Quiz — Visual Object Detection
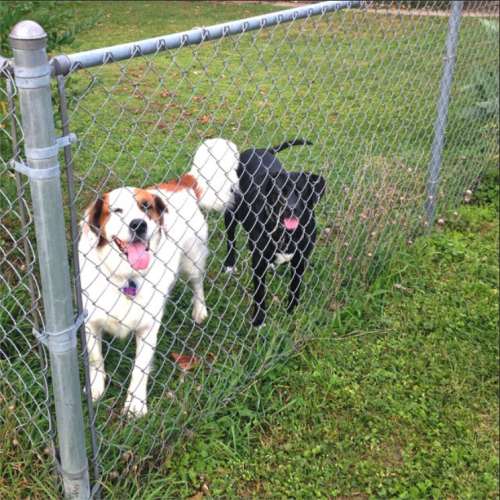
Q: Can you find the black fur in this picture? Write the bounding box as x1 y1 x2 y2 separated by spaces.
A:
224 140 326 326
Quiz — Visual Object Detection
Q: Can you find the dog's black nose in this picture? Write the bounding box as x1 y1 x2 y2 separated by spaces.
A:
129 219 147 235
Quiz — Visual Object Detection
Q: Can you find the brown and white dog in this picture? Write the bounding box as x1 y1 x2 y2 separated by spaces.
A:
79 139 239 416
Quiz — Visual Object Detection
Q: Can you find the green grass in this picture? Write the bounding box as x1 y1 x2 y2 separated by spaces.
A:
2 173 498 499
1 2 499 498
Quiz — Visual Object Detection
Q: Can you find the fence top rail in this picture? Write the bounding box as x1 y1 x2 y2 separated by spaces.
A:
46 0 363 75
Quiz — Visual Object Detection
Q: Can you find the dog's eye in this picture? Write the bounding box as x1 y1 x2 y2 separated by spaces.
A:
112 208 124 215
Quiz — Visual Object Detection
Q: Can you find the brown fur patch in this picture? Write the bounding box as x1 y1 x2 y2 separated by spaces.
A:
134 189 167 225
86 193 110 247
152 174 202 200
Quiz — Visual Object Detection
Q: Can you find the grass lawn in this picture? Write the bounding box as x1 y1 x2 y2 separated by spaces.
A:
138 178 499 500
0 2 498 498
2 173 498 499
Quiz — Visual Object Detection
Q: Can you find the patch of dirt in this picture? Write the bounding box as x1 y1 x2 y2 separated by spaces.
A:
479 221 496 234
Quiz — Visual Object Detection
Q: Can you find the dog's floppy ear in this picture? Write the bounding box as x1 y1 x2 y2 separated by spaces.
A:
80 196 108 249
152 195 167 227
298 173 327 207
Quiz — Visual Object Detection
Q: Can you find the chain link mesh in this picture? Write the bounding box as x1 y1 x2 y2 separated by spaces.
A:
1 0 498 491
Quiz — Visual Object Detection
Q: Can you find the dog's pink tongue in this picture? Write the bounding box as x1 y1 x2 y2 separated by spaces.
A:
284 217 299 230
127 241 150 270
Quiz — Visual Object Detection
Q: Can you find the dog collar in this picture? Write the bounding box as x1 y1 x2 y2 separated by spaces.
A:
123 280 137 298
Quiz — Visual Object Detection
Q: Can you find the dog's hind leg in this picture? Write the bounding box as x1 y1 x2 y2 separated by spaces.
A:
123 323 160 417
223 208 239 273
86 324 106 402
182 241 208 324
191 266 208 324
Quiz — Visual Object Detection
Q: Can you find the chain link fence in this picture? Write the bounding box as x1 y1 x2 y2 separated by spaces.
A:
1 1 498 497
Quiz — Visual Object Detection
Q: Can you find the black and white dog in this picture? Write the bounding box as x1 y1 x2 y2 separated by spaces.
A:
224 140 326 326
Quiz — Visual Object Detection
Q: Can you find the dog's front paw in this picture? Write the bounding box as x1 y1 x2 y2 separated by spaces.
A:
251 310 267 328
122 393 148 418
193 303 208 324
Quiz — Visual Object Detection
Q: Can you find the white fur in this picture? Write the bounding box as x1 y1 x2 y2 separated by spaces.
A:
79 140 239 417
274 253 294 265
190 138 239 212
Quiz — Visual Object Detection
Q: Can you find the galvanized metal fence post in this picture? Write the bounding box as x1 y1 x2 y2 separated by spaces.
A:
9 21 91 500
425 1 464 231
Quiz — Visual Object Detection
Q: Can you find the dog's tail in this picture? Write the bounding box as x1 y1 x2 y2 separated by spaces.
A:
269 139 313 155
189 138 240 212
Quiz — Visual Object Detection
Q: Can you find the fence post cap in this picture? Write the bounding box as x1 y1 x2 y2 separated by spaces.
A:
9 21 47 49
10 20 46 40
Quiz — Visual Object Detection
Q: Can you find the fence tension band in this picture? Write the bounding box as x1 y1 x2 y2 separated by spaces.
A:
54 459 89 482
25 133 78 160
34 310 87 353
12 133 77 179
12 161 60 180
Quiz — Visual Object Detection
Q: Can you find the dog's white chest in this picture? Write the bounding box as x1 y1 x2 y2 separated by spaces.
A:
274 252 294 265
